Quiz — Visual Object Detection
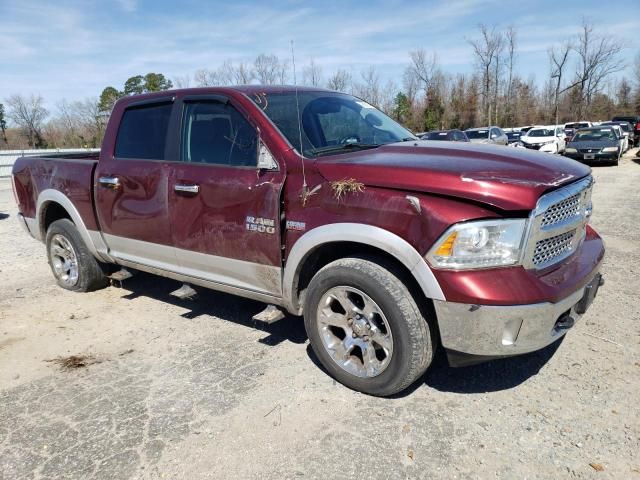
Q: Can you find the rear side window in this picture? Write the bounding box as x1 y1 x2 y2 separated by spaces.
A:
181 102 257 167
115 102 173 160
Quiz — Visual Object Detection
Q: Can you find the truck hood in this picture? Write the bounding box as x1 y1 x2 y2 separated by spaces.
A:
314 141 590 211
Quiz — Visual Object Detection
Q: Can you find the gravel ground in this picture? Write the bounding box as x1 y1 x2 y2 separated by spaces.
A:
0 150 638 480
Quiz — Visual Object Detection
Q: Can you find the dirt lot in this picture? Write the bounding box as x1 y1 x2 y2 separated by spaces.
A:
1 150 639 480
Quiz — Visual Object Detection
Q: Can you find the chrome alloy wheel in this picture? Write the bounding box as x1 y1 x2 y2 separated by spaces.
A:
49 234 79 287
316 286 394 378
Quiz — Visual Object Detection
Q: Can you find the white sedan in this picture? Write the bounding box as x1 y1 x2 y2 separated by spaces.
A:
519 126 565 154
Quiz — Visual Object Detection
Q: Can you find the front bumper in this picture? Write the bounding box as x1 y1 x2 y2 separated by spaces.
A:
564 152 618 162
434 273 603 362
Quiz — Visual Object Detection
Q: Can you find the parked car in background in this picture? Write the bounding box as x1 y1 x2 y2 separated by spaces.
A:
611 115 640 146
553 125 567 144
520 126 565 154
421 129 470 142
519 126 534 135
564 126 622 165
602 123 628 152
505 130 522 145
601 121 633 151
464 126 508 145
564 122 592 141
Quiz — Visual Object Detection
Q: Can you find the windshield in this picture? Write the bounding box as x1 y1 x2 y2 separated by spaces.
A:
465 129 489 139
425 131 449 140
250 91 415 157
527 128 554 137
572 129 616 141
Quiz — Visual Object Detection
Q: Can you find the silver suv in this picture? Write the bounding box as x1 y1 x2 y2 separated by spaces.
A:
464 126 508 145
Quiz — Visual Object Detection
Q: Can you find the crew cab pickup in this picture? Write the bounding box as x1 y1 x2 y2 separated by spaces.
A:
11 86 605 396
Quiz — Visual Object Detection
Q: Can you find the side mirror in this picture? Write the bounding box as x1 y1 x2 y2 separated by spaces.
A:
257 142 278 170
490 134 498 139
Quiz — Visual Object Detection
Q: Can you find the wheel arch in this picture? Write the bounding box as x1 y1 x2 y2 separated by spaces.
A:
36 189 111 261
282 223 445 315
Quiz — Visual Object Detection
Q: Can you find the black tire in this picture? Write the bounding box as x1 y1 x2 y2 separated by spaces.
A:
304 256 434 396
45 219 109 292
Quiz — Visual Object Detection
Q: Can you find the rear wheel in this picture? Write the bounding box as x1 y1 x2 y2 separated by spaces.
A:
46 219 108 292
304 257 434 396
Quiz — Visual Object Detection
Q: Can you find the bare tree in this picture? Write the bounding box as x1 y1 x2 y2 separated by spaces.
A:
173 74 191 88
303 59 323 86
326 69 352 92
231 61 255 84
505 27 517 104
193 69 219 87
573 20 625 117
408 49 439 96
549 41 572 125
353 66 382 106
6 94 49 147
254 54 283 85
468 24 503 124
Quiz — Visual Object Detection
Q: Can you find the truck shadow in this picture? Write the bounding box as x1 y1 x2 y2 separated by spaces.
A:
419 338 564 395
112 271 307 347
111 270 564 395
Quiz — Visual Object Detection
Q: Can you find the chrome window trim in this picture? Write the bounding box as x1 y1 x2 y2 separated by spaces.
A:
521 176 594 270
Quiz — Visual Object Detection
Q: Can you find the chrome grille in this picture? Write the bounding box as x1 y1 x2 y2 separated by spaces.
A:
541 192 581 227
523 176 593 270
532 230 576 266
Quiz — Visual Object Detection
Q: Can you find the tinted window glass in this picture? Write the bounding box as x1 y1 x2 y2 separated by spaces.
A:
115 102 172 160
425 131 449 140
250 92 415 157
181 102 257 167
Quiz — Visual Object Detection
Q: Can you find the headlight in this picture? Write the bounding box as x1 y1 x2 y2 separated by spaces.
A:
541 140 555 145
426 219 527 270
565 147 577 153
602 147 618 152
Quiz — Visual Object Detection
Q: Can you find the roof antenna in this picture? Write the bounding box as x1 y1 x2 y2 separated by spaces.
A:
290 40 308 196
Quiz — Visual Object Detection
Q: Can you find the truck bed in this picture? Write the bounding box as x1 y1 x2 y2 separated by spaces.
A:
12 154 100 231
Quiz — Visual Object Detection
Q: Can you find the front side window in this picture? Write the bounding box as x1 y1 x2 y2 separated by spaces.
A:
115 102 173 160
181 102 257 167
251 91 415 157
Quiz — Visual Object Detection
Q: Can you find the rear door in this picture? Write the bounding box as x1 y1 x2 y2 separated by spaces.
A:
167 95 285 296
94 98 177 268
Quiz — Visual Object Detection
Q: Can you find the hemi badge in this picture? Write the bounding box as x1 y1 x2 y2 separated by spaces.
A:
286 220 306 231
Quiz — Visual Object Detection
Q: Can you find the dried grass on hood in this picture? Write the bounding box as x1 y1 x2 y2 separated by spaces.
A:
330 178 365 201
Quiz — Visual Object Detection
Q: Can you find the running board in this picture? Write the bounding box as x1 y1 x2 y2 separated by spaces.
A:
252 305 286 324
170 283 197 300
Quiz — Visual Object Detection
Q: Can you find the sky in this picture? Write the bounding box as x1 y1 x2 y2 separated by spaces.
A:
0 0 638 109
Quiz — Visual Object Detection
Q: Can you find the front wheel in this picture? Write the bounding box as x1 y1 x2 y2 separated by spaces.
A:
304 257 435 396
46 219 109 292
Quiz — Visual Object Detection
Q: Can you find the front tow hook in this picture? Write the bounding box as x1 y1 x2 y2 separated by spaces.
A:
555 313 576 331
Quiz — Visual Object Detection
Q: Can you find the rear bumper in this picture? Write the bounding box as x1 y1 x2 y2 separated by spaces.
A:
434 273 603 361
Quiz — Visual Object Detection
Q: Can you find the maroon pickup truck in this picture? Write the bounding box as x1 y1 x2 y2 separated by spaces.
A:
12 86 604 396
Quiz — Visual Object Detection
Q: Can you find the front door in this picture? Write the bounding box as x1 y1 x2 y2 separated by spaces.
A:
95 98 177 268
167 96 284 296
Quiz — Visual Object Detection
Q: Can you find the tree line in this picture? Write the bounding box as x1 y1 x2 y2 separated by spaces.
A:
1 20 637 150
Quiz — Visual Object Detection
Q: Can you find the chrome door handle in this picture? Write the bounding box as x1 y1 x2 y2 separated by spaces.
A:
98 177 120 190
174 184 200 194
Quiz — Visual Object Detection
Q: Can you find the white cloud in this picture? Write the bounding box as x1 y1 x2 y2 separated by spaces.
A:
115 0 137 12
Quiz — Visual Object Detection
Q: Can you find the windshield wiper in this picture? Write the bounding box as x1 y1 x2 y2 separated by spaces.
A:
309 143 381 157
